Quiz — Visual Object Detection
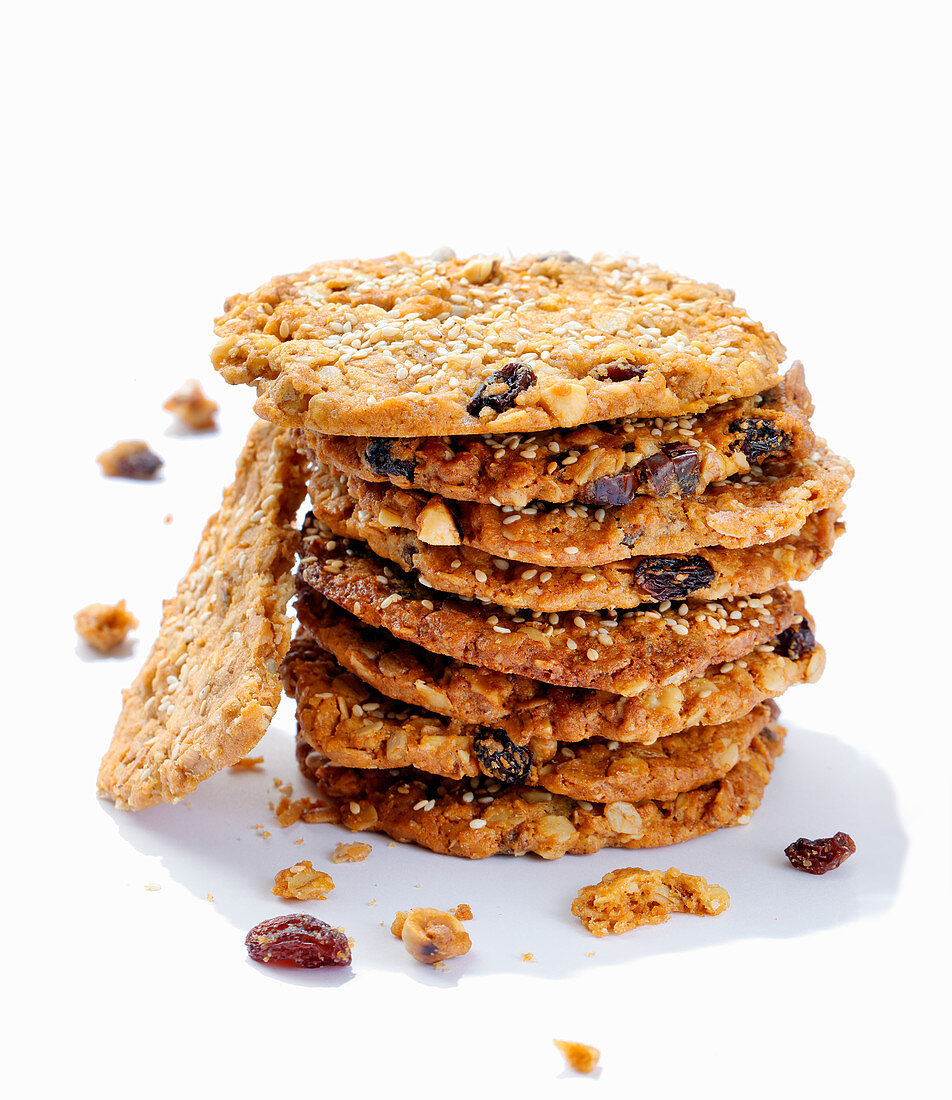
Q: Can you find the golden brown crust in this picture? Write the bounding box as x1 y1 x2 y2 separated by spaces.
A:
96 420 307 810
211 253 785 437
301 726 786 859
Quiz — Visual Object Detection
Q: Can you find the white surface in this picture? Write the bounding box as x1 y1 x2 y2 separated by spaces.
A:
4 2 949 1097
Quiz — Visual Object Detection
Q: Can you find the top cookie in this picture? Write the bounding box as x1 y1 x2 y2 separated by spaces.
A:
212 252 786 437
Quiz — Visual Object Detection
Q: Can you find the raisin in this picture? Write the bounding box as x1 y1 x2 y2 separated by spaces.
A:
472 727 531 784
638 444 700 496
577 470 641 507
600 360 647 383
634 555 716 600
729 416 791 461
773 620 816 659
363 438 416 483
245 914 351 968
784 832 856 874
465 361 536 417
97 440 164 480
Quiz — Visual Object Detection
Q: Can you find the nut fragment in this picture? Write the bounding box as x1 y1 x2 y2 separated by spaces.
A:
390 907 471 965
540 379 587 423
331 842 372 863
417 496 461 545
460 256 497 284
272 861 335 900
572 867 730 935
97 440 163 479
554 1040 600 1074
163 379 218 430
74 599 138 652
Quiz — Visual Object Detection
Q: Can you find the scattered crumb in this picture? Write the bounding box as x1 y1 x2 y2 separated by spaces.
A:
554 1040 600 1074
144 883 161 892
573 867 730 936
586 952 596 958
391 908 472 966
163 513 173 524
368 899 377 907
206 894 214 902
253 825 272 839
388 842 396 848
164 379 218 430
273 795 339 827
97 440 163 479
522 952 535 962
229 755 264 771
332 841 372 864
453 904 473 921
272 861 335 900
75 600 138 653
294 838 304 846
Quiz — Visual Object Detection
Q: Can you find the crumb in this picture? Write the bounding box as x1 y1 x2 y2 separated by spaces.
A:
273 778 283 788
97 440 163 479
164 379 218 431
206 893 214 902
229 755 264 770
391 907 472 966
144 883 161 892
294 837 304 846
75 600 138 653
432 961 447 972
272 861 335 900
273 795 339 827
254 825 271 839
572 867 730 936
369 899 377 907
332 841 372 863
586 952 596 958
522 952 535 962
163 513 173 524
453 904 473 921
554 1040 600 1074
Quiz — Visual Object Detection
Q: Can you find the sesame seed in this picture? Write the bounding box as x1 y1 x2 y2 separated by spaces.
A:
586 649 599 661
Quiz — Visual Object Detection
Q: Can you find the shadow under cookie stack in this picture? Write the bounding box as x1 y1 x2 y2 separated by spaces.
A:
215 253 853 859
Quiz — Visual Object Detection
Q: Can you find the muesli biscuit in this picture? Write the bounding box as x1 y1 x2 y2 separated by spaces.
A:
304 474 842 611
298 725 786 859
305 361 814 507
296 532 800 695
211 253 786 437
97 420 307 810
294 592 823 745
343 442 852 566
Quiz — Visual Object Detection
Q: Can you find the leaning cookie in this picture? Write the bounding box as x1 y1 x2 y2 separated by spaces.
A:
344 441 853 566
97 420 307 809
305 362 815 508
299 726 786 859
211 253 785 438
293 593 823 745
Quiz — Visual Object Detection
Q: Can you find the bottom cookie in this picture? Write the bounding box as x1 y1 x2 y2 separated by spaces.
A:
298 725 785 859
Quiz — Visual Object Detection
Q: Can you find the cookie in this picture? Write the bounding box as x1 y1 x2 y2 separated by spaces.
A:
343 441 852 566
97 420 308 809
211 253 786 437
294 592 823 745
305 361 815 507
299 725 786 859
305 471 842 611
287 637 779 802
297 531 800 695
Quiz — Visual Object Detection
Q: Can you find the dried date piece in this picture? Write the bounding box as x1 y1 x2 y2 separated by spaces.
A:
473 727 532 784
97 440 163 480
577 470 640 507
466 361 536 417
784 832 855 874
363 438 417 483
730 416 791 461
634 555 716 600
245 913 351 967
773 620 816 659
638 443 700 496
593 360 647 382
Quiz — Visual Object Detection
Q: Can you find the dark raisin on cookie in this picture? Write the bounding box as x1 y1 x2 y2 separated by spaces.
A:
729 416 791 462
577 470 641 507
773 620 816 660
465 362 537 417
638 444 700 496
596 360 648 383
634 555 716 600
473 728 532 784
363 438 417 483
784 832 856 874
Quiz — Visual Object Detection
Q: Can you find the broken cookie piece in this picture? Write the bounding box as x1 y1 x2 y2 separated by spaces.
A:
272 861 335 900
164 379 219 431
331 841 372 863
572 866 730 935
97 440 163 479
391 907 471 965
75 599 137 653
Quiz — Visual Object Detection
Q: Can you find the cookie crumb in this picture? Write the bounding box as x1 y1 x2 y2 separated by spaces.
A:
144 883 161 892
554 1040 600 1074
75 600 137 653
163 513 173 524
522 952 535 962
273 795 339 827
332 841 372 863
229 755 264 770
206 894 214 901
573 867 730 935
272 861 335 900
294 838 304 846
164 379 218 431
391 907 472 966
453 903 473 921
97 440 163 479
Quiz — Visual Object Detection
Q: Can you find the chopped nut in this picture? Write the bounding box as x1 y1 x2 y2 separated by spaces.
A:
453 903 473 921
460 256 497 284
391 907 471 966
272 861 335 900
229 755 264 770
554 1040 600 1074
164 379 219 430
74 600 138 653
573 867 730 935
97 440 163 479
539 380 587 423
417 496 461 545
332 841 372 864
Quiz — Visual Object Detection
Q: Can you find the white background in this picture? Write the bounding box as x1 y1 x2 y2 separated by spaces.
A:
4 2 949 1097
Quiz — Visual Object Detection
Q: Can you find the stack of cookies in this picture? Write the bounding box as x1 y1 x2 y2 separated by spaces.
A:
96 253 852 858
